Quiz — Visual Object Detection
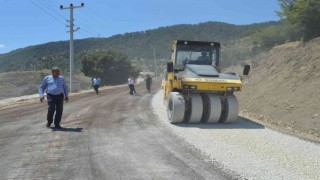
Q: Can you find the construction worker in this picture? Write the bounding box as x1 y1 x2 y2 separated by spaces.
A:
92 77 101 95
145 74 152 93
128 76 136 95
197 52 211 64
39 67 69 129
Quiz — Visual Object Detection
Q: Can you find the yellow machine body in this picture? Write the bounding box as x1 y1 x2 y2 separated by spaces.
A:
162 40 250 124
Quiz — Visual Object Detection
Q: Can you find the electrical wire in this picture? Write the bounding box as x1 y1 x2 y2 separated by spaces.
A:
76 4 119 37
73 10 106 37
74 25 97 37
77 31 91 39
38 0 68 21
29 0 102 38
85 5 114 29
44 0 69 17
28 0 66 26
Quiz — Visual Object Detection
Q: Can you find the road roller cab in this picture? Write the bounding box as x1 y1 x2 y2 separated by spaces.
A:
163 40 250 124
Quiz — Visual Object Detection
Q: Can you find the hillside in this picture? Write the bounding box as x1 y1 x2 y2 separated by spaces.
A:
237 38 320 142
0 21 281 72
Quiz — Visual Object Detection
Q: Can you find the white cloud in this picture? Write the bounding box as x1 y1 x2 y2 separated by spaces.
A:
0 44 5 48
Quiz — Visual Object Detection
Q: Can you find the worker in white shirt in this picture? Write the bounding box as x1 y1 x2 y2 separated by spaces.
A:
128 76 136 95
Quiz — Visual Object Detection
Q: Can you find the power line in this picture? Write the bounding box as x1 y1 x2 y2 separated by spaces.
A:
75 25 98 37
85 6 113 29
38 0 67 21
43 0 101 37
40 0 56 9
38 0 97 37
30 1 97 37
76 21 102 37
60 3 84 93
44 0 69 17
76 5 118 37
75 11 106 37
29 0 103 38
78 31 90 39
28 0 66 26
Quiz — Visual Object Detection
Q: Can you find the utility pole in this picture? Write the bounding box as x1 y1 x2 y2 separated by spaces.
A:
153 48 158 80
60 3 84 93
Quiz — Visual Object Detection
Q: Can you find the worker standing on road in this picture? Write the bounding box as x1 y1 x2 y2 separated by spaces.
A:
39 67 69 129
92 77 101 95
128 76 136 95
145 74 152 93
132 77 137 94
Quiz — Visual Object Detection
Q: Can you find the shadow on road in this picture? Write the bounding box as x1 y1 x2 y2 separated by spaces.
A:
175 116 265 129
50 127 83 132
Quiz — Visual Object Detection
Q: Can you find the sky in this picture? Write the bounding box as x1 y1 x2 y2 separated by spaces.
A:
0 0 281 54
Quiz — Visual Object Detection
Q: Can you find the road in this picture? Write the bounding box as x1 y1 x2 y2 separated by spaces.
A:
0 84 231 180
152 90 320 180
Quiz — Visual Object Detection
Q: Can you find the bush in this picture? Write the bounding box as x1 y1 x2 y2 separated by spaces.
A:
81 50 140 85
253 24 301 49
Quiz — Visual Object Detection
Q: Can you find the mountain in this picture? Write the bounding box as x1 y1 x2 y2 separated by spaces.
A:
0 21 281 72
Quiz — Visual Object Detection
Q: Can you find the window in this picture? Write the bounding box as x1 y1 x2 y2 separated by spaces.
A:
175 46 218 68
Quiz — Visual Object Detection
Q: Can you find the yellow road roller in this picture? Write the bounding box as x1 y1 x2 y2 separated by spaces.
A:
163 40 250 123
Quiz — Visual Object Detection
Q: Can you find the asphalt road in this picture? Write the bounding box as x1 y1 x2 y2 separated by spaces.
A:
0 84 231 180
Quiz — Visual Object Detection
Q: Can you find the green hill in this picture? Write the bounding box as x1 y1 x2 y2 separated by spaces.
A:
0 21 281 72
0 70 92 100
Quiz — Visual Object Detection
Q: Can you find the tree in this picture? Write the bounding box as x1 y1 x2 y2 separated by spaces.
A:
81 50 139 85
278 0 320 41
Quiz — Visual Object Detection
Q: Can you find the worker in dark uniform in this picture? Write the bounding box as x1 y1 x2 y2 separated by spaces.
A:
197 52 211 65
145 74 152 93
39 67 69 129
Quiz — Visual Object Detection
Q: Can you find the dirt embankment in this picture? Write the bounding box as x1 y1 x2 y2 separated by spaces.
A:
236 38 320 142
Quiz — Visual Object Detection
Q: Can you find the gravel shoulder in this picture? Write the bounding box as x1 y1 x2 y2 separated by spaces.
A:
152 90 320 180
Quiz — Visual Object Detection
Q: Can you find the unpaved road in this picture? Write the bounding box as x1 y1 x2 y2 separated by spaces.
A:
0 85 230 179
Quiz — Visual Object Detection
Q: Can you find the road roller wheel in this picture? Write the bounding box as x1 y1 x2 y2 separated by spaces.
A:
201 94 222 123
219 95 239 123
188 94 203 123
167 92 185 124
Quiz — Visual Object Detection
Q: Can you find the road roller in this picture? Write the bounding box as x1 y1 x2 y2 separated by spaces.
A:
163 40 250 123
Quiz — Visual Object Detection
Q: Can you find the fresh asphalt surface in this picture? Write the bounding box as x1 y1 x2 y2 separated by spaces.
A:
0 84 231 180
